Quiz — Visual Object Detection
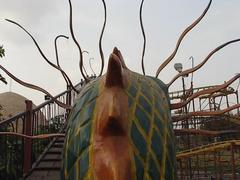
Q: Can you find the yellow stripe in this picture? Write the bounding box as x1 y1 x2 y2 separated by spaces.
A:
160 119 168 179
76 159 79 180
149 149 161 171
144 80 156 178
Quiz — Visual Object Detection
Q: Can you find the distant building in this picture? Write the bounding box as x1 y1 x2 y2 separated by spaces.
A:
0 92 36 121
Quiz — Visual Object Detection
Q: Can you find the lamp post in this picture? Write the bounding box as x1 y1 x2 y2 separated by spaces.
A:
174 63 186 105
189 56 196 129
236 73 240 116
174 63 192 179
189 56 194 89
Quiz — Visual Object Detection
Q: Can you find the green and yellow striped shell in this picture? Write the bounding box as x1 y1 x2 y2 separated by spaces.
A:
62 50 176 180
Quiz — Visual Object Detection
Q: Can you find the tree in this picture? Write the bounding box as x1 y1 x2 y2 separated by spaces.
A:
0 45 7 84
0 45 6 120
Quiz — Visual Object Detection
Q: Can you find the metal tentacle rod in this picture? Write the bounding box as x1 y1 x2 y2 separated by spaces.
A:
0 64 71 109
82 50 89 77
155 0 212 78
167 38 240 87
171 74 240 109
5 19 79 94
68 0 87 81
99 0 107 77
54 35 70 85
140 0 146 75
89 58 95 75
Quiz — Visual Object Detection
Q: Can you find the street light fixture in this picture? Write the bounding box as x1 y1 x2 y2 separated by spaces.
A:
174 63 186 100
174 62 192 178
174 63 183 73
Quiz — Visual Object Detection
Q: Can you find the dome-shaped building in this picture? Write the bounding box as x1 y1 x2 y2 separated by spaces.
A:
0 91 35 120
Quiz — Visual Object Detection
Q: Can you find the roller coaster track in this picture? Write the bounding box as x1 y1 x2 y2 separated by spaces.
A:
177 139 240 159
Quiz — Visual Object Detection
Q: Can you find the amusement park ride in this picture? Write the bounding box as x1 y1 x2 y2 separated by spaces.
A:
0 0 240 179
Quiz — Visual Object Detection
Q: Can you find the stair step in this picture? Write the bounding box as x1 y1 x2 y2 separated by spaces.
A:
35 167 61 171
55 138 65 143
44 154 62 159
41 158 61 162
52 144 64 148
49 147 63 151
25 132 66 180
36 161 62 170
46 151 62 155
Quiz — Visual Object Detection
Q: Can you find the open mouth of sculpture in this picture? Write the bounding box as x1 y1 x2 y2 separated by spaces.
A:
101 116 126 137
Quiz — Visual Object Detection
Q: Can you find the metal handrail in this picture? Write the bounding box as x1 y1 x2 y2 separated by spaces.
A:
0 78 93 179
33 89 70 112
0 87 73 179
0 111 27 126
0 86 75 127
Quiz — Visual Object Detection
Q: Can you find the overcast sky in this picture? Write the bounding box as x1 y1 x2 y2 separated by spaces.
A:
0 0 240 105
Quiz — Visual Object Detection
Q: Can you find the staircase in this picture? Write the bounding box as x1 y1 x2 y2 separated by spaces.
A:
25 137 65 180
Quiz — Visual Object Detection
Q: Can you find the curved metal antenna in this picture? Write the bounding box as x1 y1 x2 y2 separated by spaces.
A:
82 50 89 77
0 64 71 109
140 0 146 75
98 0 107 76
6 19 79 93
155 0 212 78
171 74 240 110
168 38 240 87
89 58 95 75
54 35 70 85
68 0 87 81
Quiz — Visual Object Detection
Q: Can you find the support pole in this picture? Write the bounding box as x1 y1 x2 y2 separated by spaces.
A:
231 142 236 180
182 77 192 179
214 150 217 179
204 152 207 177
23 100 33 175
236 91 240 116
179 159 184 180
66 85 72 118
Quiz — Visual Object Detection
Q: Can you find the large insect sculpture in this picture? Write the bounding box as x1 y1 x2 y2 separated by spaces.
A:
0 0 240 179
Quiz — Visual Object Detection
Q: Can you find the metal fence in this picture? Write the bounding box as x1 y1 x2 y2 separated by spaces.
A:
0 87 78 179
